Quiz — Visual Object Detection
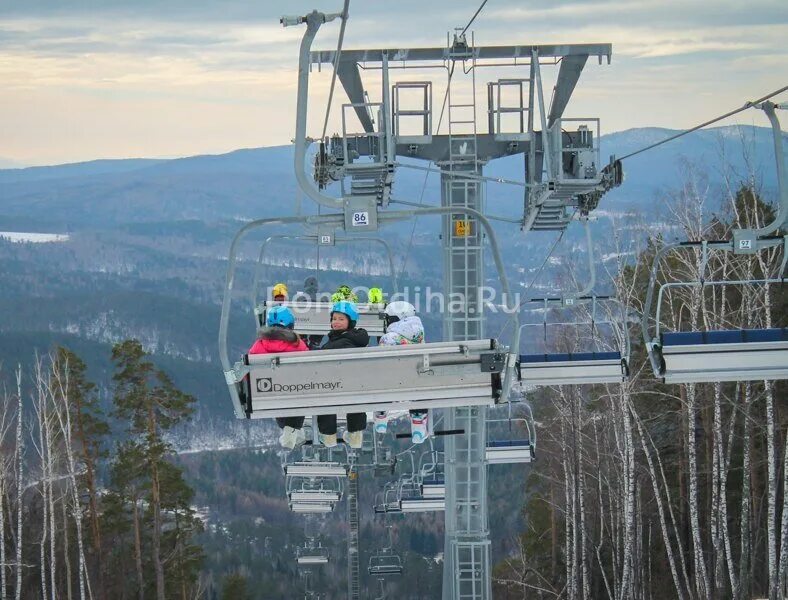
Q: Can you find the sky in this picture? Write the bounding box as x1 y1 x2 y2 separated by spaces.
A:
0 0 786 166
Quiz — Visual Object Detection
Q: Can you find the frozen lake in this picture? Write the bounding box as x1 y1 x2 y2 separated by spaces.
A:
0 231 70 243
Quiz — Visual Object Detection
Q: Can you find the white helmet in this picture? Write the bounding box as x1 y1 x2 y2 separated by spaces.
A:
385 301 416 321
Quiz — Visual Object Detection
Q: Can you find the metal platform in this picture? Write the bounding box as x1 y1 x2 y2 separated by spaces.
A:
658 328 788 384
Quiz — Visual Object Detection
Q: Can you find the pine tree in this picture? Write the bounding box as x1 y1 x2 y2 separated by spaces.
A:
111 340 196 600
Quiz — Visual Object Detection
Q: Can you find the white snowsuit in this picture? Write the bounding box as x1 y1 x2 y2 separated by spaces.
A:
378 315 425 346
375 316 428 432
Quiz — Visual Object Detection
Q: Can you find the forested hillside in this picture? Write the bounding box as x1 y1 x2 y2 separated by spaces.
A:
0 126 785 598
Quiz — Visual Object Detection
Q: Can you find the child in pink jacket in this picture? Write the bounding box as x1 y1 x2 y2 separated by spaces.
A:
249 305 308 449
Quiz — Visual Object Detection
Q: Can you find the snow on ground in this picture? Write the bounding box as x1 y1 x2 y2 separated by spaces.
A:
0 231 69 243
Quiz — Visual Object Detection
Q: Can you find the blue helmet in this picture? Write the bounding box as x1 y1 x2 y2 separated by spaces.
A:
331 300 359 323
266 305 296 329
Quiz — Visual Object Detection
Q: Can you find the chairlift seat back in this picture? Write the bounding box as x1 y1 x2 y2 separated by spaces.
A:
421 482 446 498
399 498 446 512
519 351 626 386
659 327 788 384
486 439 535 464
289 490 341 503
257 300 386 336
241 340 505 418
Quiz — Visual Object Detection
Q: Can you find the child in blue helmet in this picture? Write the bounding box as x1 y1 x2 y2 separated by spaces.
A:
249 306 309 449
317 300 369 449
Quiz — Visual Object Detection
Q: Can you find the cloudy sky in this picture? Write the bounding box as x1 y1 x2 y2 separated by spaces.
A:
1 0 786 166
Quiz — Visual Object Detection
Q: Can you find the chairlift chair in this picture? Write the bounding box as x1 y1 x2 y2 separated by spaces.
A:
417 449 445 498
486 401 536 465
396 473 445 513
219 209 521 421
518 296 630 386
516 221 630 387
641 100 788 384
286 472 344 504
642 241 788 384
296 544 330 566
368 529 404 576
373 482 402 514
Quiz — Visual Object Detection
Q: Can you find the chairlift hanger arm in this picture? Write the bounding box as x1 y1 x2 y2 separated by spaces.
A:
757 101 787 237
519 218 597 307
289 10 346 210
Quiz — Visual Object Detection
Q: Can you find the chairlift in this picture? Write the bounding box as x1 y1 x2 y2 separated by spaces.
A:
296 543 330 566
394 460 446 512
368 528 404 576
286 472 344 504
486 402 536 465
417 449 445 498
373 482 402 514
219 210 520 420
518 294 631 386
641 100 788 384
642 241 788 384
517 220 630 386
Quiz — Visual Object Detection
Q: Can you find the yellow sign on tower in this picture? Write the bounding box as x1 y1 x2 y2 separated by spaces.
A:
454 219 472 237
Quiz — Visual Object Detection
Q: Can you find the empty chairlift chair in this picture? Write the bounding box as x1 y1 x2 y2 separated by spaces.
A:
296 544 330 566
290 502 335 514
642 100 788 384
486 403 536 465
642 240 788 384
518 296 630 387
368 530 403 576
373 482 403 514
287 477 343 505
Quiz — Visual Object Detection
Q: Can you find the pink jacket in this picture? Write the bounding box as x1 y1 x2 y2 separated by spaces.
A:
248 327 309 354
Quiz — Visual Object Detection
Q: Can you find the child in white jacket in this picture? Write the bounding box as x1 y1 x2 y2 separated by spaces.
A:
375 301 430 443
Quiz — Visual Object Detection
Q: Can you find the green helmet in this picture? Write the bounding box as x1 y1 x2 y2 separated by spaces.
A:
332 285 358 303
368 287 383 304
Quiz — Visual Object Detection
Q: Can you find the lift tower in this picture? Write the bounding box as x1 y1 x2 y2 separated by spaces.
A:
291 11 618 599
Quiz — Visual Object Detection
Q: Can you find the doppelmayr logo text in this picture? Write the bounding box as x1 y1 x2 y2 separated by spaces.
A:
256 378 343 394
